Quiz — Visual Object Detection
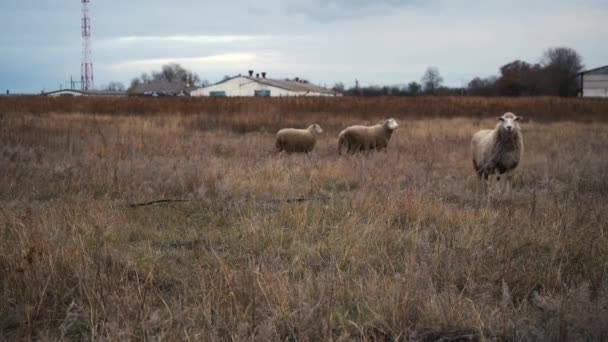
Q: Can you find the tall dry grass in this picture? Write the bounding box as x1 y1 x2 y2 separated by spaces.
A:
0 97 607 340
2 95 608 123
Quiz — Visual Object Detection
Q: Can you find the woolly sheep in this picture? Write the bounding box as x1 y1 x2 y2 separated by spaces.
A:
275 124 323 153
338 118 399 154
471 112 524 193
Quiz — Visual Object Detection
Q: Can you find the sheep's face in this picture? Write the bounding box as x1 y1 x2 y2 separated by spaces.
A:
497 112 522 133
384 118 399 131
311 124 323 134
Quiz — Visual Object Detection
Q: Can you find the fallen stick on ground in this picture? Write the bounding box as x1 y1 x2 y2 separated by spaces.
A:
267 196 330 204
127 194 333 208
127 199 192 208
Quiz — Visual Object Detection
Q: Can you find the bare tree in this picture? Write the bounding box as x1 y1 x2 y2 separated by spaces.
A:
468 76 498 96
421 67 443 94
104 82 125 92
332 82 345 93
496 60 542 96
541 47 584 97
407 82 421 95
160 63 201 85
130 63 201 89
140 73 151 83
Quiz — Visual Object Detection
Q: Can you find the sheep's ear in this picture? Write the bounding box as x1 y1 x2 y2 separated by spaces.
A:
498 117 505 121
515 116 523 121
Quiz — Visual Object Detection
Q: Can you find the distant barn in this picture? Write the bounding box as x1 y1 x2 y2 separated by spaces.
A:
43 89 126 97
190 72 341 97
578 65 608 98
130 80 196 97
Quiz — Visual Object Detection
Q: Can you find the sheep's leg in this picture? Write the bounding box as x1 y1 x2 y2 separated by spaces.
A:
496 174 504 197
497 172 513 199
491 173 499 197
364 141 373 156
481 173 493 204
487 171 501 199
480 161 495 194
476 172 488 202
275 139 283 153
473 160 483 178
506 173 513 199
498 173 506 197
478 169 490 198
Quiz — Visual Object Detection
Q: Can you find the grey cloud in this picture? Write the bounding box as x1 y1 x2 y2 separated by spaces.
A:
286 0 416 22
2 0 608 93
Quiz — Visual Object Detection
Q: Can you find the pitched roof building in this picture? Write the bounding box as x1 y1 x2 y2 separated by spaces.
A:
190 73 340 97
578 65 608 98
130 80 197 96
42 89 126 97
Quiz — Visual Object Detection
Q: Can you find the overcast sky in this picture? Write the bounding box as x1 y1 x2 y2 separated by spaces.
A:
1 0 607 92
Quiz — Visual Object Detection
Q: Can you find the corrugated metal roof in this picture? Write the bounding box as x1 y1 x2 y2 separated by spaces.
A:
579 65 608 75
42 89 126 96
242 76 337 95
202 75 339 95
43 89 84 96
131 80 196 95
83 90 127 96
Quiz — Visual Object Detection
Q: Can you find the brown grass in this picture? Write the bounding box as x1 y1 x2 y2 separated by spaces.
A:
1 97 607 340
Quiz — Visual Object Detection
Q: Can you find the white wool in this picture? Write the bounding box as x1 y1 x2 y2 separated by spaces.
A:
338 118 398 154
471 112 524 180
275 124 323 153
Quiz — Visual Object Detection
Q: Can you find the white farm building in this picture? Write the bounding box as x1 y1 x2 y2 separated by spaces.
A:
578 65 608 98
42 89 126 97
191 73 340 97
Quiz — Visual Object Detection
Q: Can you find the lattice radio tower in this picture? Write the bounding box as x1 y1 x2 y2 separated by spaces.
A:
80 0 94 91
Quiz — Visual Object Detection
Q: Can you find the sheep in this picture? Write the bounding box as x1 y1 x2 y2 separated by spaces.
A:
275 124 323 153
471 112 524 194
338 118 399 154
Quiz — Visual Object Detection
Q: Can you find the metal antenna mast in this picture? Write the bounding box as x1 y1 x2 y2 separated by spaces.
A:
81 0 93 91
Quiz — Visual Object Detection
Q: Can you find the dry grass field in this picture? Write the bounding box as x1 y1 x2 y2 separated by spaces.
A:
1 97 607 340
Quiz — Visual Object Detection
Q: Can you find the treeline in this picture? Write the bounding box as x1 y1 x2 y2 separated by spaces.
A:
334 47 584 97
129 63 203 90
110 46 585 97
4 96 608 124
